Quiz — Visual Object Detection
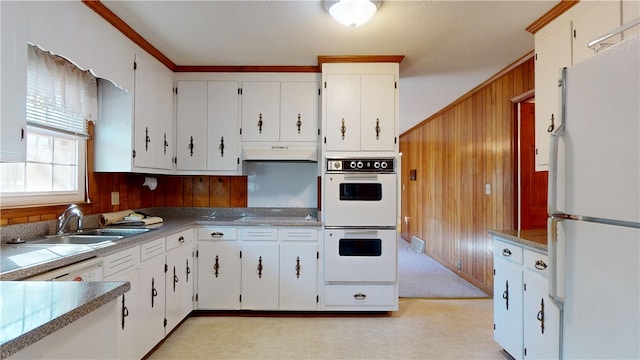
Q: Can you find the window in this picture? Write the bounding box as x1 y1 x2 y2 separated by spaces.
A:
0 45 96 207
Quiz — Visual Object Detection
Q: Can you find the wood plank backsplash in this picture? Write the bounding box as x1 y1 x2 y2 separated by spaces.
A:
400 55 535 295
0 173 247 225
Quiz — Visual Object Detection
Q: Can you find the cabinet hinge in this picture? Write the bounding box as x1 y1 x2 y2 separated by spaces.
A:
318 88 321 96
493 323 496 330
493 269 496 276
238 88 242 95
132 149 136 159
394 137 397 144
535 148 539 155
524 348 527 356
324 81 327 88
195 293 198 302
317 128 320 136
317 251 319 259
239 128 242 135
21 128 25 140
524 283 527 291
164 263 168 273
163 318 167 328
240 251 242 258
316 295 319 303
133 61 137 70
239 294 242 302
196 250 199 258
573 29 576 39
535 53 538 61
174 87 178 95
324 136 326 144
237 157 240 165
395 81 397 89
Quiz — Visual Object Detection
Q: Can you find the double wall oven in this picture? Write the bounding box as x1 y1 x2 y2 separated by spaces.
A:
323 158 398 285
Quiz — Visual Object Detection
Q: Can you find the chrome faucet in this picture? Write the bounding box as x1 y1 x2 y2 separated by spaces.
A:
57 204 84 235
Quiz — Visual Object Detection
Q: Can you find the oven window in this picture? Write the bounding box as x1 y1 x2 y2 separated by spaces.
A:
339 183 382 201
338 239 382 256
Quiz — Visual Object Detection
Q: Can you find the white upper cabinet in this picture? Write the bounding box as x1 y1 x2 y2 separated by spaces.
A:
133 55 174 170
0 1 28 162
241 82 281 142
323 63 398 153
280 82 320 142
534 0 622 171
207 81 240 171
176 81 208 170
241 81 319 143
175 80 240 172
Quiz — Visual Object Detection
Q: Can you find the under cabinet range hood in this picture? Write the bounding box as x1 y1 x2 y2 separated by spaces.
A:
242 145 318 162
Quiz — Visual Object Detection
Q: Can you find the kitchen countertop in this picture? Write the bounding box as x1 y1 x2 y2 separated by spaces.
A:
1 207 321 281
488 229 548 251
0 281 130 359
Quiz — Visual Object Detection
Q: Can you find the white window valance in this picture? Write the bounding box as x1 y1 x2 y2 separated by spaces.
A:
26 45 97 137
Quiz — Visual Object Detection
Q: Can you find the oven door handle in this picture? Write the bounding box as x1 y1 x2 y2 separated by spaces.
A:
343 230 378 235
343 174 379 181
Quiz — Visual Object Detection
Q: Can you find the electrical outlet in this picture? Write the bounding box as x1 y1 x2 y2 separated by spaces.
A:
111 191 120 205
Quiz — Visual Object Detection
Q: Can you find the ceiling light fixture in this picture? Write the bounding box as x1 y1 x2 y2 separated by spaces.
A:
324 0 381 28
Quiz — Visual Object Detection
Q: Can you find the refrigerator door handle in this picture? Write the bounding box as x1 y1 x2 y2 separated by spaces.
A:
548 216 565 309
548 67 567 217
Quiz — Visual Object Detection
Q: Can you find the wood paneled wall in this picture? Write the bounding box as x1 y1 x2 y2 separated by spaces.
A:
400 55 535 294
0 174 247 225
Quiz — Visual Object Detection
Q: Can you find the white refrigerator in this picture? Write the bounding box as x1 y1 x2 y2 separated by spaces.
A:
548 31 640 359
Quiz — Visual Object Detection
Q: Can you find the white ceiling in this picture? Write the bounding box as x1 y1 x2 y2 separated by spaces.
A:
101 0 556 134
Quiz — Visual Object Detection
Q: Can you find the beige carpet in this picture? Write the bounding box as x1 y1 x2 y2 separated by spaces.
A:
147 299 506 360
398 239 489 298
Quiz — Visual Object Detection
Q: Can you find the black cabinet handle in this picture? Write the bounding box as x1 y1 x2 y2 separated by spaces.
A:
258 113 263 134
213 255 220 278
502 248 512 257
537 298 545 334
257 256 263 279
151 277 158 308
502 280 509 310
121 294 128 330
296 114 302 134
188 136 194 156
295 256 301 278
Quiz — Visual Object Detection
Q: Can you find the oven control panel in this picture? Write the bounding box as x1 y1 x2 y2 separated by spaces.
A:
326 158 395 173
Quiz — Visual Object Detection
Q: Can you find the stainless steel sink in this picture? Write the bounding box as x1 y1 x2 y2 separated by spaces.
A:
27 234 123 245
25 228 150 246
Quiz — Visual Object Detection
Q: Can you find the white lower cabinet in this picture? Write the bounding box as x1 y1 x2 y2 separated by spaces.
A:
493 236 559 360
241 241 279 309
103 228 194 359
196 226 240 309
196 226 319 310
165 229 194 332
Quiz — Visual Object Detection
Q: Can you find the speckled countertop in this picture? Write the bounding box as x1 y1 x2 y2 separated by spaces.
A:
488 229 548 251
0 281 130 359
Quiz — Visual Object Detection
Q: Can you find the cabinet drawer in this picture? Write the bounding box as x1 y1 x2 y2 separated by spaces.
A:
240 227 277 241
494 238 523 265
279 228 318 241
140 238 165 262
198 227 237 241
166 228 192 250
103 246 140 277
324 284 396 306
524 249 549 276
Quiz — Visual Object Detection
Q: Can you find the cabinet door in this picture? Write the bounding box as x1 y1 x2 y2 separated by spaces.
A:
280 82 319 142
0 1 27 162
534 21 572 172
241 242 279 310
176 80 208 170
133 55 174 169
196 241 240 309
104 268 141 360
138 255 166 356
523 270 560 359
572 1 621 64
165 241 194 332
494 257 524 359
241 82 280 141
279 243 317 310
325 74 361 151
208 81 240 171
361 74 396 151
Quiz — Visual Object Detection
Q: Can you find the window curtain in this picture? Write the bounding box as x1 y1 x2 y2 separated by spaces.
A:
26 45 97 137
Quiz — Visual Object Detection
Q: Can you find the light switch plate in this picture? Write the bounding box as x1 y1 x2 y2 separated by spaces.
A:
485 184 491 195
111 192 120 205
